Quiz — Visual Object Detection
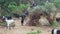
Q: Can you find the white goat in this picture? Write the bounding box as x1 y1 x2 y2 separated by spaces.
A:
3 16 14 29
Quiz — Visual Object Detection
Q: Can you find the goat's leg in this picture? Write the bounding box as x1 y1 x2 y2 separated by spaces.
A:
21 18 23 26
21 17 25 26
21 20 23 26
7 26 9 30
7 23 11 30
6 26 10 30
13 23 15 29
11 23 15 29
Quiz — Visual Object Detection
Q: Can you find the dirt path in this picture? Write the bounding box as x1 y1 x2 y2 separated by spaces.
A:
0 19 60 34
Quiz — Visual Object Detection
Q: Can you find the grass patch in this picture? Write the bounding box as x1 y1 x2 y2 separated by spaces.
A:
27 29 42 34
50 21 58 27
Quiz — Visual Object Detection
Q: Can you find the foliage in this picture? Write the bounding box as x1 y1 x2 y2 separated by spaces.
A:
0 0 4 3
0 0 20 16
0 0 58 16
27 29 42 34
39 1 57 13
51 0 60 7
29 5 41 13
44 1 56 12
29 1 57 14
0 0 27 16
39 5 46 12
27 31 37 34
8 3 29 15
50 21 58 27
39 1 45 5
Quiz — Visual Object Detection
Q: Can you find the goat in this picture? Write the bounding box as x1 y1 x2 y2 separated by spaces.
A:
21 11 29 26
3 16 15 30
21 14 26 26
52 29 60 34
20 9 29 26
56 18 60 22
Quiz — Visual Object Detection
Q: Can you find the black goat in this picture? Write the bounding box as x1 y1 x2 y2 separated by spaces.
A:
21 15 26 26
56 18 60 22
21 11 29 26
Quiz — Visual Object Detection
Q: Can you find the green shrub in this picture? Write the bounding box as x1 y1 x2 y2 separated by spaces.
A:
44 1 57 12
51 0 60 7
37 29 42 33
34 1 57 13
8 3 29 15
50 21 58 27
27 31 37 34
27 29 42 34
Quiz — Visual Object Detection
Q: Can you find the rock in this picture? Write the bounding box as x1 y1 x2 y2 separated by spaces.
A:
39 17 50 26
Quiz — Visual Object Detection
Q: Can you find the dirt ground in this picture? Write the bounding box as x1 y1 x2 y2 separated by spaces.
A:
0 19 60 34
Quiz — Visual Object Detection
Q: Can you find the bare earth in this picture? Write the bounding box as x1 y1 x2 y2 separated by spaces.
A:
0 19 60 34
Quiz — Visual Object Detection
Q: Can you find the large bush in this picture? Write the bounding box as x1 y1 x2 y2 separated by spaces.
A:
8 2 29 15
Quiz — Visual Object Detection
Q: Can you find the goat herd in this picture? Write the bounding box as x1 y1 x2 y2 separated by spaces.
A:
0 13 28 29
